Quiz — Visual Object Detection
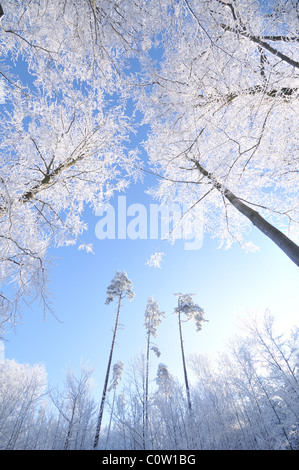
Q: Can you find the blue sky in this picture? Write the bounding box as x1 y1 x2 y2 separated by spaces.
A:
3 175 299 398
1 47 298 404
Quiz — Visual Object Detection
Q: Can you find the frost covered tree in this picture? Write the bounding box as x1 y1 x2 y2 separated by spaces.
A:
174 294 206 411
143 296 164 449
108 361 124 393
93 270 134 449
187 312 299 450
155 363 174 399
239 312 299 449
105 360 124 449
0 310 297 450
136 0 299 266
109 353 146 450
1 0 298 336
153 363 193 449
0 0 144 332
0 359 47 449
50 363 96 450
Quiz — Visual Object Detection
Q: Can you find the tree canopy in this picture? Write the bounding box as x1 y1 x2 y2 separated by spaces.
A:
0 0 298 332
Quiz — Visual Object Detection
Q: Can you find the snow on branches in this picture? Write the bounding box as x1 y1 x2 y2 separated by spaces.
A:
1 0 298 332
144 296 165 338
108 361 124 392
174 293 207 332
105 270 134 305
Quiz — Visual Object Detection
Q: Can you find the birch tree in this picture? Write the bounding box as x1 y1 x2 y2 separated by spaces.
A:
93 270 134 450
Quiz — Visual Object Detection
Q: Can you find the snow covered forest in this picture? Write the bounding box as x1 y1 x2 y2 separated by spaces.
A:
0 0 299 452
1 279 298 450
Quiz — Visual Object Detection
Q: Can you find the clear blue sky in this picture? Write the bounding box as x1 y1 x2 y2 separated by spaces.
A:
3 175 299 397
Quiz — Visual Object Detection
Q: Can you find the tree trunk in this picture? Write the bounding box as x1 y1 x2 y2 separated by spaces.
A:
191 159 299 267
63 397 77 450
178 311 192 412
104 388 116 450
144 331 150 450
93 294 122 450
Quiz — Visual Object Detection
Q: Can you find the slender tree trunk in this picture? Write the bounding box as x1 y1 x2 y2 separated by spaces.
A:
105 388 116 450
177 310 203 449
63 397 77 450
144 331 150 450
93 294 122 450
178 311 192 412
191 159 299 267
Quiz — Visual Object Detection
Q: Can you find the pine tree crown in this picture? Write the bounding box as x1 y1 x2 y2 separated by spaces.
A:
105 270 134 304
